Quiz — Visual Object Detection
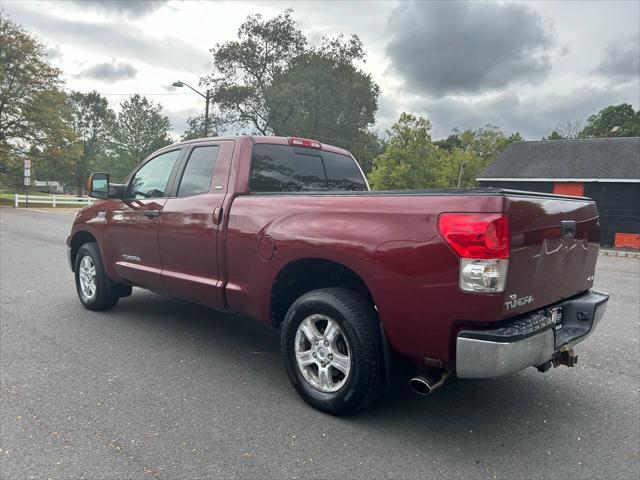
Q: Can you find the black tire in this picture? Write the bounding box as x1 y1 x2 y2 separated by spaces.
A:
74 242 120 311
281 288 385 415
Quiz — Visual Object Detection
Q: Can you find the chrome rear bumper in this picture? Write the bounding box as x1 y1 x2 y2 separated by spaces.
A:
456 290 609 379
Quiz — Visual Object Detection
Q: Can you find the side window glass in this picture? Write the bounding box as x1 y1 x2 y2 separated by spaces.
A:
177 146 220 197
128 150 181 199
250 144 327 192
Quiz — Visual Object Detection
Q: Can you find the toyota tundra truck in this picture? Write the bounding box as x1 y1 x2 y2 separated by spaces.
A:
67 135 609 415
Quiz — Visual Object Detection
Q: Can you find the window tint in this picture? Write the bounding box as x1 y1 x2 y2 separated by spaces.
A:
250 145 327 192
323 151 368 191
177 146 219 197
129 150 181 199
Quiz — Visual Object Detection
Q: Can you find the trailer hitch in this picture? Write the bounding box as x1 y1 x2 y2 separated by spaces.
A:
552 346 578 368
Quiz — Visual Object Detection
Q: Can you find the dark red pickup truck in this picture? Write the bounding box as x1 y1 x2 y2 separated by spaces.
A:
67 135 609 414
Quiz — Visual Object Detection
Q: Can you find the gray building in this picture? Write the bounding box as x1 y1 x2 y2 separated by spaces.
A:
477 137 640 248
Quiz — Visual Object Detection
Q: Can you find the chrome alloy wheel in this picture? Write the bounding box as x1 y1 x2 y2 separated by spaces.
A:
294 314 352 393
78 255 97 300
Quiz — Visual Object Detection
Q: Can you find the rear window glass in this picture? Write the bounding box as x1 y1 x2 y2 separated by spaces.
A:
323 150 368 191
249 144 367 193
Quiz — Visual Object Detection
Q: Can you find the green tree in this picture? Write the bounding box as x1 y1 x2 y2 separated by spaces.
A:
434 131 463 153
368 113 439 190
349 131 385 176
376 123 522 190
180 113 224 141
579 103 640 137
204 11 382 171
543 130 565 140
439 126 522 187
67 91 116 190
435 148 479 188
457 125 519 162
0 14 77 188
110 94 171 181
267 35 380 168
203 9 306 134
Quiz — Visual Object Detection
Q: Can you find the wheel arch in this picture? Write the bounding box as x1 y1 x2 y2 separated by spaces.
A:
69 230 98 272
270 257 376 329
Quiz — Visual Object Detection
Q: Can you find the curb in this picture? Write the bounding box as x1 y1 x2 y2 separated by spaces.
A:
600 249 640 259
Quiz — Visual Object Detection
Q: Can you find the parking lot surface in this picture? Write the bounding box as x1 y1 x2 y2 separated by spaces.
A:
1 207 638 479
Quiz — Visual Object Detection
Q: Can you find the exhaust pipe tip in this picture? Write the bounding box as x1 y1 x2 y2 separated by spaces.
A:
409 377 433 395
409 370 450 396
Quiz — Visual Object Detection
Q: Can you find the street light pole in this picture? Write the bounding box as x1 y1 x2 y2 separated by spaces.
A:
172 80 211 137
204 90 210 137
457 161 467 188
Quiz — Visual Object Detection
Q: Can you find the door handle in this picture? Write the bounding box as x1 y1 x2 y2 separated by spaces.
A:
144 209 161 218
213 206 223 225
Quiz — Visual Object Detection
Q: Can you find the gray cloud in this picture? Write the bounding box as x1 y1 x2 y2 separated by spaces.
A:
74 60 137 82
414 81 639 139
164 106 209 139
7 7 210 73
44 44 62 61
385 1 554 96
69 0 168 18
595 31 640 84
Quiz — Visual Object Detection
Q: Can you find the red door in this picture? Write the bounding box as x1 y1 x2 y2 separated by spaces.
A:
158 141 235 308
553 182 584 196
103 148 183 292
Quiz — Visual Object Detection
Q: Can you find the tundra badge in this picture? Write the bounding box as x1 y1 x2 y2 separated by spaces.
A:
505 293 534 310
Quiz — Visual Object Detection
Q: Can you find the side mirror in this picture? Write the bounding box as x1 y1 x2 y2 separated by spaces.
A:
87 172 110 199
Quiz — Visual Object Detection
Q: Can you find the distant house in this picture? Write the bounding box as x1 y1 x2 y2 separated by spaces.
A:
477 137 640 248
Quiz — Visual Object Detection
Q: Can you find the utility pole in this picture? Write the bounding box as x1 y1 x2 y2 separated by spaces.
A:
172 81 211 137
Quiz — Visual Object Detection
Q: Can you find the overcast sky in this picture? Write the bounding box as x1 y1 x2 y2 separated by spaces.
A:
4 0 639 139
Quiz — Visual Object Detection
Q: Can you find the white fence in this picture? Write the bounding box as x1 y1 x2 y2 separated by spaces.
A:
14 193 96 208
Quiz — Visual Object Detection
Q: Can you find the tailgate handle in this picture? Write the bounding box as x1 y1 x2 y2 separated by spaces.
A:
561 220 576 238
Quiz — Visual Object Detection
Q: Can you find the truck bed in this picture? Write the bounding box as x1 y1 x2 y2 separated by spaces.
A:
226 187 599 366
248 187 591 200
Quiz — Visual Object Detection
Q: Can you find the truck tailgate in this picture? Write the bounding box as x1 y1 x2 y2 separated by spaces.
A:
504 193 600 317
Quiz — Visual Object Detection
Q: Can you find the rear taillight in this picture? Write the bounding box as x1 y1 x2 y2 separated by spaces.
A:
438 213 510 293
438 213 510 259
288 137 322 149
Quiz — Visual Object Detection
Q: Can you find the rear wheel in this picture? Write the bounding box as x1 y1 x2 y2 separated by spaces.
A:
75 242 121 311
281 288 385 415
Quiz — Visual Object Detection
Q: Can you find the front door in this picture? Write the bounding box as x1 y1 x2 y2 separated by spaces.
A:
102 148 183 292
158 141 234 307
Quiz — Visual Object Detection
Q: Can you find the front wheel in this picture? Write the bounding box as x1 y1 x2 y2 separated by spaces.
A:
281 288 385 415
75 242 120 311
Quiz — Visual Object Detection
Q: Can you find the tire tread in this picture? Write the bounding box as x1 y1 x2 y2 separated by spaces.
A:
75 242 120 311
281 287 385 414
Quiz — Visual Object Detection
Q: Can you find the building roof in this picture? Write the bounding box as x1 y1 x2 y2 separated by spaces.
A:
477 137 640 182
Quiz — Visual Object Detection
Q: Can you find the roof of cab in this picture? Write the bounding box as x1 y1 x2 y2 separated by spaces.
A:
172 135 351 156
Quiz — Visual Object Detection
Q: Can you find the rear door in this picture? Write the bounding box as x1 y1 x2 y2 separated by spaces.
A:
158 140 235 308
504 193 600 316
103 148 183 292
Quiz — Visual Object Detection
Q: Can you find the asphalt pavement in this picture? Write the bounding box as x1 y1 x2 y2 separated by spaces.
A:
1 207 638 479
